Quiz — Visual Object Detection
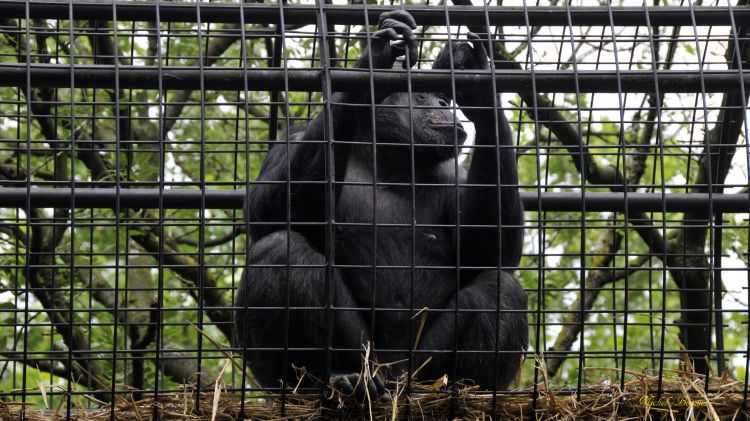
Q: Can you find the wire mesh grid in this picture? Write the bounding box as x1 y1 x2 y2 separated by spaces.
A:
0 0 749 419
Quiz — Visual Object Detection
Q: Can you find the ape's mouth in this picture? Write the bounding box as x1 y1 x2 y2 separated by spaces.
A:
428 119 466 134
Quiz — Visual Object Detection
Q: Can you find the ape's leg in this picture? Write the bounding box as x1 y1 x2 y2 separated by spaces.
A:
235 230 374 393
415 270 528 390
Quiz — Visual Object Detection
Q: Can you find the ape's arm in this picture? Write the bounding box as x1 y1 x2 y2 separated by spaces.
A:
463 99 524 269
246 11 418 249
433 34 524 268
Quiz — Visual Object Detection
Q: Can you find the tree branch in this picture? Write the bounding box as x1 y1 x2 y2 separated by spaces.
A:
175 225 245 248
25 208 110 401
129 226 233 340
0 351 73 380
546 227 650 375
161 24 242 138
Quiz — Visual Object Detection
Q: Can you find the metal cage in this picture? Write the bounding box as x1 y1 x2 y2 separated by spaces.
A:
0 0 749 419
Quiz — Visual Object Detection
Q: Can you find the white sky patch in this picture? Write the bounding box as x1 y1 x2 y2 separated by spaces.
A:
148 104 160 119
721 255 749 311
165 153 190 183
216 94 235 115
726 144 749 192
133 31 151 66
545 244 565 269
0 116 17 131
670 173 688 187
0 291 14 303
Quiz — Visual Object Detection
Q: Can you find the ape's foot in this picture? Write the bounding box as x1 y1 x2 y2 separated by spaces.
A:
329 372 392 404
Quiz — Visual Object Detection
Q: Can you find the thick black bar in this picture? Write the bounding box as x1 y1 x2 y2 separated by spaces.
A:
1 65 749 93
1 1 749 26
0 188 747 212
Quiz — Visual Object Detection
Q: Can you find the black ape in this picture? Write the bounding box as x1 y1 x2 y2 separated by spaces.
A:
235 11 527 397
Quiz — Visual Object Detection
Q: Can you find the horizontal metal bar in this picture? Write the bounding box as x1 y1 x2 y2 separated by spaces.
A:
0 188 747 213
1 64 748 93
0 1 748 26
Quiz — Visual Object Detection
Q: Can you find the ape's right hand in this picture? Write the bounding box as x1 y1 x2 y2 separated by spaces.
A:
357 10 418 70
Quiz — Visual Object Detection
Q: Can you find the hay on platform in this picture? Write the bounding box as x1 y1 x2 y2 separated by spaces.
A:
1 359 748 420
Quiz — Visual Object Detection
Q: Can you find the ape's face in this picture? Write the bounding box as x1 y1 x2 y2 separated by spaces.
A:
372 92 467 160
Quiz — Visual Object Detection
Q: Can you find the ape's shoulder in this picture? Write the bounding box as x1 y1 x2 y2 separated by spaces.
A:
271 124 307 146
262 124 308 163
285 124 308 139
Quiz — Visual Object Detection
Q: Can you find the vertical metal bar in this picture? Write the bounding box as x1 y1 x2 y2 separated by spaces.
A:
685 0 716 387
268 25 282 143
519 0 544 412
586 25 616 376
314 0 335 403
544 13 570 383
8 16 23 406
604 0 631 391
433 6 461 417
404 2 418 414
562 0 587 396
281 0 293 398
623 12 652 373
151 0 165 412
642 1 669 399
3 14 18 404
194 0 207 400
20 1 32 415
639 17 663 373
66 0 77 412
123 17 136 395
230 75 241 395
361 1 380 388
477 2 507 413
89 20 98 402
307 27 318 123
280 0 293 413
109 0 122 411
713 212 726 371
238 0 252 416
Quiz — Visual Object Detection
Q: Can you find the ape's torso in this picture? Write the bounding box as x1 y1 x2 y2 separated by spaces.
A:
335 155 463 319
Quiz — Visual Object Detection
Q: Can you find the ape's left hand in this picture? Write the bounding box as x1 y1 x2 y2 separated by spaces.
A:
433 32 495 122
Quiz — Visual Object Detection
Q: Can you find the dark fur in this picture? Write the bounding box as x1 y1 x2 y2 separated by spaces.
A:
235 11 527 393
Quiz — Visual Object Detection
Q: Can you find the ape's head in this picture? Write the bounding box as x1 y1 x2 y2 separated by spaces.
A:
367 91 467 161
